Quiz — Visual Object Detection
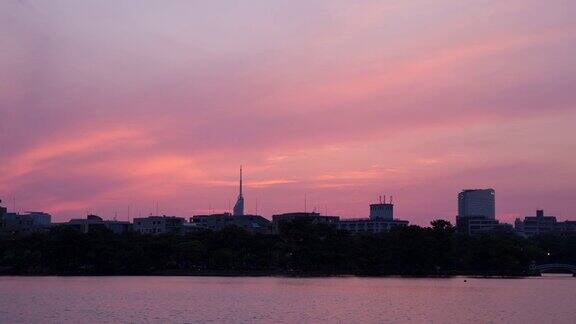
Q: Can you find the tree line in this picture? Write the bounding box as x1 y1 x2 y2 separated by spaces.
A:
1 219 575 276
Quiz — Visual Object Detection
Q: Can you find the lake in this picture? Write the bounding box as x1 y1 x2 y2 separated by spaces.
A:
0 276 575 323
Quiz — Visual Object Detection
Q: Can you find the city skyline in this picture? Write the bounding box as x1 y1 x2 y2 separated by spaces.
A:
2 1 576 224
1 2 575 323
0 180 573 226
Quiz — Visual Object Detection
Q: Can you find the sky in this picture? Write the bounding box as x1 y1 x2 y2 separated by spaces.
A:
1 0 576 225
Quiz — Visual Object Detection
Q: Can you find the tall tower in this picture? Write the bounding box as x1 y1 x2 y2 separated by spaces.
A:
233 166 244 216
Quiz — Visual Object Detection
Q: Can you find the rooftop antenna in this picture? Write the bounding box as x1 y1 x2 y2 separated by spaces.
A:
383 195 386 204
12 193 16 214
304 193 307 213
379 195 382 204
155 201 159 216
390 196 393 204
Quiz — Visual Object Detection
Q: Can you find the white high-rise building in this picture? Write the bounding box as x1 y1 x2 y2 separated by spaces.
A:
458 189 495 219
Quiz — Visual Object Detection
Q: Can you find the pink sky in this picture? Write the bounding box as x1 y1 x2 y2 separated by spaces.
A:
1 0 576 225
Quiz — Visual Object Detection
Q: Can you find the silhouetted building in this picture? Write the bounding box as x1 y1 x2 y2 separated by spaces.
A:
1 212 52 235
456 189 500 235
272 199 410 235
58 214 131 234
1 213 33 234
493 222 514 234
181 222 205 234
27 212 51 226
191 213 272 234
0 200 6 217
457 216 495 235
339 199 409 234
558 221 576 234
0 200 52 235
458 189 495 219
272 212 339 229
233 167 244 216
133 215 185 235
457 216 513 235
518 210 556 236
338 218 408 234
514 217 524 233
514 210 576 237
370 200 393 220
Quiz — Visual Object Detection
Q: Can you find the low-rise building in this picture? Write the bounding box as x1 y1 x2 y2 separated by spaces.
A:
515 210 576 237
557 221 576 234
369 201 394 220
272 201 411 235
58 214 131 234
181 222 206 235
133 215 186 235
0 201 52 235
27 212 51 226
272 212 340 232
457 216 500 235
192 213 272 234
338 218 409 234
338 201 409 234
1 212 52 235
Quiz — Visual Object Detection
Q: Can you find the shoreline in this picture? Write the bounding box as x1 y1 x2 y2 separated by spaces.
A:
0 271 548 279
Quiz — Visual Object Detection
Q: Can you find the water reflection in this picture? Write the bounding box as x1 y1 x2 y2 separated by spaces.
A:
0 276 574 323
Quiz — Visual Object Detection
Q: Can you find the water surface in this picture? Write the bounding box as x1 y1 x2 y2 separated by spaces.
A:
0 276 574 323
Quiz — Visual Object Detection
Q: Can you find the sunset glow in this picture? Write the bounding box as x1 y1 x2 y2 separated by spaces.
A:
1 0 576 224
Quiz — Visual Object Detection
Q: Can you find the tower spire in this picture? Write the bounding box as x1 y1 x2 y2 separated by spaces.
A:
240 165 243 197
233 166 245 216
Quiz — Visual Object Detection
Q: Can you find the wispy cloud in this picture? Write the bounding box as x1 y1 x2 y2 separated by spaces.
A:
1 0 575 223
